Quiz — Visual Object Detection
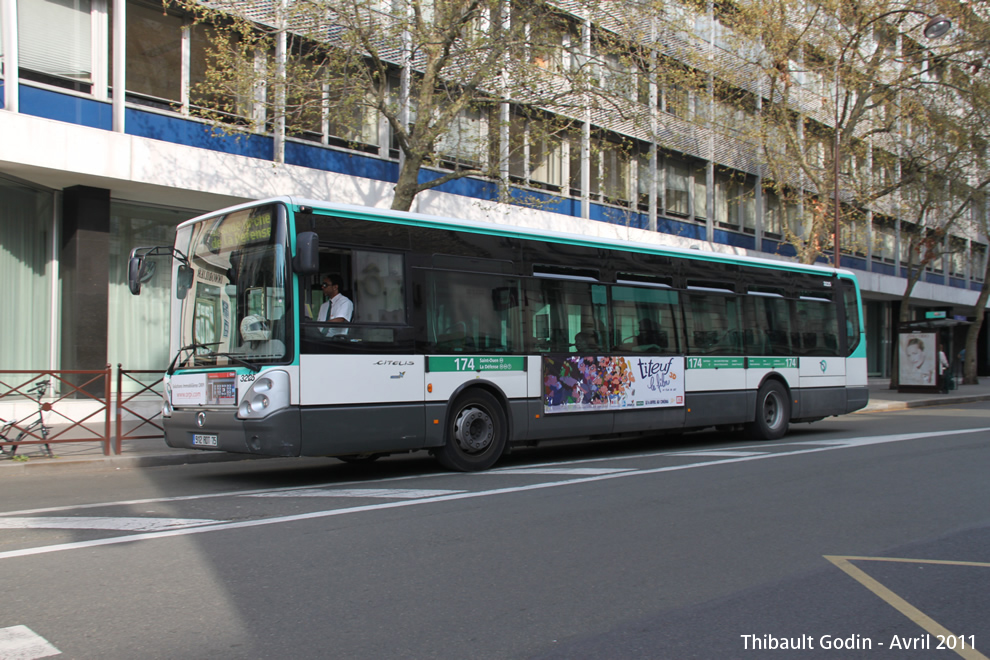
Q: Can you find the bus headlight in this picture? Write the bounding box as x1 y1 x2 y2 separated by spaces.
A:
238 370 290 420
163 379 173 418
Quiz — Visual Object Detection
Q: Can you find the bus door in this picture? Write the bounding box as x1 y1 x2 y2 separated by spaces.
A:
424 271 528 423
794 295 846 388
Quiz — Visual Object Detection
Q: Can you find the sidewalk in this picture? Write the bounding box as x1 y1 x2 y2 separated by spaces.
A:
3 378 990 473
860 377 990 412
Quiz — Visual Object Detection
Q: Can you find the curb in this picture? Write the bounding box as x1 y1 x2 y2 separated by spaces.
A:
4 394 988 472
1 450 269 473
859 393 990 413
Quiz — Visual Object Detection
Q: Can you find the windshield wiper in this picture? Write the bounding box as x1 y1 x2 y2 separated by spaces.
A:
205 352 262 373
166 342 221 376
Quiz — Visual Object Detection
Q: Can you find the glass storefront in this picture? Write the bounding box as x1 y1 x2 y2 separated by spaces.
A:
0 176 56 377
865 300 892 377
109 201 197 387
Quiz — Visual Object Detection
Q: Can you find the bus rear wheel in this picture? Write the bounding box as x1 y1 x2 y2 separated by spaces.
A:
437 390 507 471
748 381 790 440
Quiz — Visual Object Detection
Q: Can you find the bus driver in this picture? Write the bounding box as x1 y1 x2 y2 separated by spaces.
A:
319 273 354 336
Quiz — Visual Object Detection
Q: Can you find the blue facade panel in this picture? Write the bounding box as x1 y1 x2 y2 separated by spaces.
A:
871 261 896 276
419 169 500 202
590 204 650 230
949 277 966 289
127 109 273 159
840 255 867 271
506 188 581 217
287 141 395 181
21 85 111 130
657 216 704 240
764 240 797 259
713 229 755 250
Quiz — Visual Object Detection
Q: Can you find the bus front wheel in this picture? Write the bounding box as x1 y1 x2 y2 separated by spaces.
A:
437 390 507 471
748 381 790 440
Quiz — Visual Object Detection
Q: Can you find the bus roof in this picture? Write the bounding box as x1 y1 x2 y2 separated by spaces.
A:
182 195 858 284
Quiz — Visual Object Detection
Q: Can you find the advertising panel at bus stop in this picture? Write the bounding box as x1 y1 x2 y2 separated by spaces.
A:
897 332 940 393
543 355 685 413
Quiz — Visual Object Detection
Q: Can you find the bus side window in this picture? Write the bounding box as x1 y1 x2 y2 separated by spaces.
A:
351 250 405 324
525 280 606 354
427 271 520 353
840 282 861 356
795 298 839 356
685 293 742 354
611 285 680 353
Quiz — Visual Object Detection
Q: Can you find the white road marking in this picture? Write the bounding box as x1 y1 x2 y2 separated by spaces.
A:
1 427 987 563
488 467 635 475
0 625 60 659
671 450 768 457
245 488 463 499
0 517 223 532
1 426 986 562
2 426 976 521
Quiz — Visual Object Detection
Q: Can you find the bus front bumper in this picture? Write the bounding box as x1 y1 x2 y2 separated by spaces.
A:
164 408 302 457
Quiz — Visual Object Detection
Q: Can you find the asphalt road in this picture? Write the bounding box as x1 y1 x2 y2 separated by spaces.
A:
2 404 989 659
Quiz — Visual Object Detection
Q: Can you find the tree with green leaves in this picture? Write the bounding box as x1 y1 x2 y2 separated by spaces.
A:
171 0 650 212
701 0 990 384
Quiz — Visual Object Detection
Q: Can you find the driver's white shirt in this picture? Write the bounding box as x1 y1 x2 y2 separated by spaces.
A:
319 293 354 336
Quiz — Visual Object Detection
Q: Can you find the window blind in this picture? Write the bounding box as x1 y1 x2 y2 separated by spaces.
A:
18 0 92 81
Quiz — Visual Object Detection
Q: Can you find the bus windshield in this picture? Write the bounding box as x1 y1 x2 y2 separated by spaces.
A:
172 204 289 370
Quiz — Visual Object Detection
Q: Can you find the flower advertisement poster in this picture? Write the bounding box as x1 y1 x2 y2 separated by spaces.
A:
543 355 685 414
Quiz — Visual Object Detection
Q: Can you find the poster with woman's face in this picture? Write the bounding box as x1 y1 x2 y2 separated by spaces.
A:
899 333 937 386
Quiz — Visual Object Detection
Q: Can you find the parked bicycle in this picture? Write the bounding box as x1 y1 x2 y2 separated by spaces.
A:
0 380 53 458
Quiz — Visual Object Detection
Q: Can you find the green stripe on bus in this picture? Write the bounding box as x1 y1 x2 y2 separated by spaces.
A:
748 357 799 369
686 357 745 369
428 356 526 372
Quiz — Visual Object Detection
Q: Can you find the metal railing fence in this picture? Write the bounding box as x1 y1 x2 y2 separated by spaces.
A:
0 367 113 456
1 366 167 458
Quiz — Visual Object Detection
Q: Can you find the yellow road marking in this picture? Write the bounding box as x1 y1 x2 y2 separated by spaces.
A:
825 555 989 660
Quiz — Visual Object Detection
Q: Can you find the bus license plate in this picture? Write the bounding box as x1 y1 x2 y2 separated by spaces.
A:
192 434 218 447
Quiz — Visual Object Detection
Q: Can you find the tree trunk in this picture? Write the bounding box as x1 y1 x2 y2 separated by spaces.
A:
961 257 990 384
889 268 922 389
391 151 426 212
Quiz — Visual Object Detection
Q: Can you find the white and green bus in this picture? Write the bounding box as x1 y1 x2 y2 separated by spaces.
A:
128 196 868 471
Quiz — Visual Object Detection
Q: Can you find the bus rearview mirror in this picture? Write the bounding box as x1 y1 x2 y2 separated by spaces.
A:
128 255 144 295
176 264 194 300
293 232 320 275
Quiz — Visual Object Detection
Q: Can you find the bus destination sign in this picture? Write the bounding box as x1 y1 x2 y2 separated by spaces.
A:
428 356 526 372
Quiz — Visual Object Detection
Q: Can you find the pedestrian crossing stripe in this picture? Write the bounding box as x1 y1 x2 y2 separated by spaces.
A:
488 467 635 475
0 625 60 659
0 517 221 532
244 488 465 499
673 450 768 457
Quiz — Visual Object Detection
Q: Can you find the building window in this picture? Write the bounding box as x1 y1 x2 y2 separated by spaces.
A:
764 188 789 237
715 169 755 232
510 114 567 191
694 163 707 220
900 223 920 266
591 136 630 205
872 219 896 263
435 105 486 168
949 238 967 278
972 244 987 283
18 0 94 91
665 156 690 216
189 22 251 121
126 1 183 105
